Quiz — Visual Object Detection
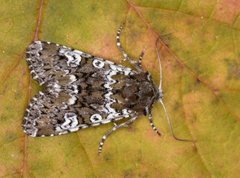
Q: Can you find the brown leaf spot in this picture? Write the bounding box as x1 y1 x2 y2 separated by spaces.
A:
214 0 240 24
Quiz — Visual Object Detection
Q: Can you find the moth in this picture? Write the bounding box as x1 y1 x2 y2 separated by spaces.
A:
23 25 192 154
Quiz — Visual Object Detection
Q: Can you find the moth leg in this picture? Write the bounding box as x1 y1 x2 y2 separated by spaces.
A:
113 121 127 128
98 116 138 154
116 25 143 72
137 50 144 67
148 112 162 136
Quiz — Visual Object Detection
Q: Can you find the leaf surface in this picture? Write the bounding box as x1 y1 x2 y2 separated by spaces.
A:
0 0 240 177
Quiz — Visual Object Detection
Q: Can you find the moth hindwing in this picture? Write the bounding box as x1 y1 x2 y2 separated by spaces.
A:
23 25 169 154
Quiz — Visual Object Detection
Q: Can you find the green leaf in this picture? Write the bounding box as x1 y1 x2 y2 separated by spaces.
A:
0 0 240 177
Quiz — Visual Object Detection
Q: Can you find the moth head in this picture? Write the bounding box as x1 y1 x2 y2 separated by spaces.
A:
145 71 163 100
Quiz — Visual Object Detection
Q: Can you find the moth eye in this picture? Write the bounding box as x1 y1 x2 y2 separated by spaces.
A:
146 72 151 81
93 59 104 69
90 114 103 123
143 108 148 116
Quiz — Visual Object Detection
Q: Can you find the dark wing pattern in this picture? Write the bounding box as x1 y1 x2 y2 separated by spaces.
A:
23 41 137 137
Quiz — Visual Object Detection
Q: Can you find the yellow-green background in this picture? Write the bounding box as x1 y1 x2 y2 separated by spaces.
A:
0 0 240 177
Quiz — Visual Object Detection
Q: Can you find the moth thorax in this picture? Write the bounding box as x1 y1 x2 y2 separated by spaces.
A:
121 73 158 114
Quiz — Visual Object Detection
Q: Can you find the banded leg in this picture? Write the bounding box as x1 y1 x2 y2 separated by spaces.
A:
98 116 138 154
116 25 131 62
138 50 144 67
148 113 162 136
116 25 143 71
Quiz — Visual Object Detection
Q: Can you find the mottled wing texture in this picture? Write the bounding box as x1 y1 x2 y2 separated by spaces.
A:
23 41 138 137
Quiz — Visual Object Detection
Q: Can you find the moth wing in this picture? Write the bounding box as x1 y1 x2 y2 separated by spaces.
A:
24 41 137 137
23 91 135 137
26 41 92 85
23 91 77 136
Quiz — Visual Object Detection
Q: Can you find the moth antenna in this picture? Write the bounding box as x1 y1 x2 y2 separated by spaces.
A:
155 37 195 143
159 99 195 143
155 37 163 94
